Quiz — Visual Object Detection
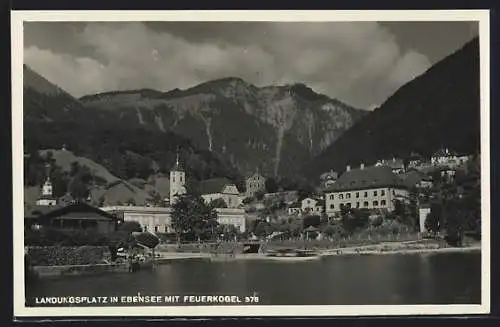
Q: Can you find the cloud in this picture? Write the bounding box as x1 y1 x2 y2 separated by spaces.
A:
24 22 432 109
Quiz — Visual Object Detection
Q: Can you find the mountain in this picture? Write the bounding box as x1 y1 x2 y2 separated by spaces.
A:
301 37 481 180
78 78 366 178
23 65 245 190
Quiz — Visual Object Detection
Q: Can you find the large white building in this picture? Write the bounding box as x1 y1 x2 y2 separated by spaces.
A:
324 164 410 218
100 205 174 233
215 208 246 233
101 156 246 235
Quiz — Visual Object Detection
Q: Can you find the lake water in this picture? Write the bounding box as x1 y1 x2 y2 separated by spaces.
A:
26 252 481 306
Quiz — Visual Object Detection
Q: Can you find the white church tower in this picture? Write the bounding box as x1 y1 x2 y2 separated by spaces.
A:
36 163 57 206
169 150 186 205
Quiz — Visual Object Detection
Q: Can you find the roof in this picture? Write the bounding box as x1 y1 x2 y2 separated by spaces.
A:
246 172 265 180
171 161 184 172
408 151 424 159
34 202 119 225
197 178 236 195
320 170 338 180
432 148 458 157
171 153 184 172
401 170 431 188
91 180 149 206
325 166 407 192
376 158 405 169
24 203 65 219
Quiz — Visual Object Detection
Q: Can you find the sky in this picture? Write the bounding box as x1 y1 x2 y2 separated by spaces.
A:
23 21 478 109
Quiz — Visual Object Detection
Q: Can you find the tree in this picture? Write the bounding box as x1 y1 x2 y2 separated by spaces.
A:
255 190 265 201
219 224 240 241
322 225 336 238
254 221 270 238
147 190 162 206
303 215 321 228
171 194 218 244
209 198 228 208
68 177 90 201
340 208 369 235
242 197 253 205
118 221 143 233
424 208 440 235
265 178 278 193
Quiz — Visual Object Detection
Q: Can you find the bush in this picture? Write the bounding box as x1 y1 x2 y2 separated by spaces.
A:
24 228 129 247
26 246 109 266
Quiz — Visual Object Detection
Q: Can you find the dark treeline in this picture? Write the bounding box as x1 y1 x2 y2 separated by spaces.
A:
24 116 246 191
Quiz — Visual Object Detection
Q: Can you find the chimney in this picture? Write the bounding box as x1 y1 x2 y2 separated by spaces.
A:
360 163 364 170
392 157 396 163
346 165 351 172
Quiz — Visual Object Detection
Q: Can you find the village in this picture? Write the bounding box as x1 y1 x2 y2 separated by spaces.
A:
24 146 477 250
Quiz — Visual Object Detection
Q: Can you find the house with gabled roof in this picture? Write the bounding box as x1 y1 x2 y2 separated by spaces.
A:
374 157 406 174
401 170 433 189
26 201 119 234
287 202 302 216
245 170 266 198
301 197 325 215
431 147 470 168
324 164 409 217
197 177 241 209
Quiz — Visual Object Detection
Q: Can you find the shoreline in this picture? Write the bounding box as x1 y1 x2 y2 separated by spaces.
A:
29 243 481 279
156 242 481 262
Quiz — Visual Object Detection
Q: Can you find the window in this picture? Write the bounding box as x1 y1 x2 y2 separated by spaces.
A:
356 192 359 198
339 194 344 199
330 204 334 209
172 177 175 183
356 202 360 208
154 226 159 233
373 201 379 206
373 190 378 196
307 200 310 204
346 203 351 208
381 200 386 206
346 193 351 199
329 194 334 200
364 192 368 197
363 201 368 207
381 190 385 196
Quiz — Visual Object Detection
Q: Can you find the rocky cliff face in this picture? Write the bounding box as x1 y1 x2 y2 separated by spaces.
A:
79 78 366 177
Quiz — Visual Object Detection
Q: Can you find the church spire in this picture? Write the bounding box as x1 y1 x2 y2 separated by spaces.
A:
44 162 51 183
171 146 184 172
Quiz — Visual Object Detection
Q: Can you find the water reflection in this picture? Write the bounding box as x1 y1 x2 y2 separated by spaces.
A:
27 252 481 305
